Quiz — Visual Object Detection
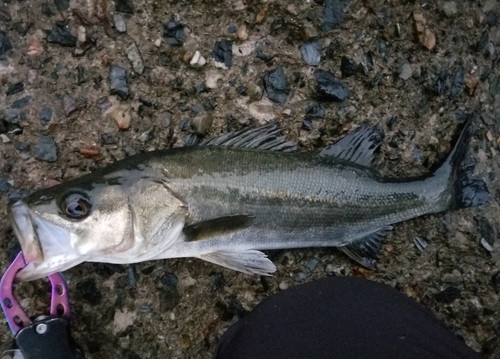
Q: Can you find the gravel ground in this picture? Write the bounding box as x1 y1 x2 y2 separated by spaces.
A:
0 0 500 358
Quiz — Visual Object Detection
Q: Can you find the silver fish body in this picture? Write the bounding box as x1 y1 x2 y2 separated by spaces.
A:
9 119 485 281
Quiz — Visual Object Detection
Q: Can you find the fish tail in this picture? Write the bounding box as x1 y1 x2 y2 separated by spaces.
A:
434 113 488 209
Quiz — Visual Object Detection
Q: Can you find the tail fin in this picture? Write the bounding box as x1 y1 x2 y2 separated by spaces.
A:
436 113 489 209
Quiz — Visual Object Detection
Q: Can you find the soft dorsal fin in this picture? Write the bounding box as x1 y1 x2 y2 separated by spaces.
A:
201 123 298 152
320 125 384 167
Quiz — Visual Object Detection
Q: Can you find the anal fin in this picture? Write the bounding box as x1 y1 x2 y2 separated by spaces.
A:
338 226 392 269
199 249 276 276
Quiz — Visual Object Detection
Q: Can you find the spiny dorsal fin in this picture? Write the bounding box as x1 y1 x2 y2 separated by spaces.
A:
201 123 298 152
320 125 384 167
338 225 392 269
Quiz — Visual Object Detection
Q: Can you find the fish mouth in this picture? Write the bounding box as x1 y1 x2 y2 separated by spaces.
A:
9 201 85 281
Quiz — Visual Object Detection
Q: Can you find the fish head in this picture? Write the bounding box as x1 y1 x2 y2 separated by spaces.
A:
9 169 155 281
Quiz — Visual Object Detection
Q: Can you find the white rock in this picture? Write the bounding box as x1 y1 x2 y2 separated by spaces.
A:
248 99 276 123
0 134 10 143
154 38 162 47
205 70 223 89
77 26 86 43
126 43 145 75
441 1 458 17
113 14 127 33
189 51 207 67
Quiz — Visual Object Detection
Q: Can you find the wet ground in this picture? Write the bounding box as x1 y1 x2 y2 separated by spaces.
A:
0 0 500 358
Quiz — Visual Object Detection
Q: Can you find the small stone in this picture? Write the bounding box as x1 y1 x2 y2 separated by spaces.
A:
105 104 131 130
160 112 172 127
0 177 10 193
300 40 321 66
248 99 276 123
0 30 12 55
45 25 76 47
77 26 86 43
399 63 413 80
441 1 458 17
126 43 144 75
6 82 24 96
205 71 223 89
115 0 134 14
450 67 465 99
109 65 129 99
314 69 350 101
237 23 248 41
39 107 53 125
11 96 31 109
63 93 77 116
27 42 43 56
212 40 233 68
434 286 461 304
28 69 38 84
34 136 58 162
413 12 436 50
113 14 127 33
54 0 69 11
340 56 358 77
191 112 213 134
189 51 206 68
255 5 268 24
306 103 325 118
154 38 161 47
278 281 289 290
80 145 100 158
322 0 346 31
263 66 290 105
138 128 154 143
0 134 10 143
164 20 185 47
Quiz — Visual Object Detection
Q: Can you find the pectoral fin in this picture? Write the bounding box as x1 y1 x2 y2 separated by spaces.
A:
199 249 276 276
339 226 393 269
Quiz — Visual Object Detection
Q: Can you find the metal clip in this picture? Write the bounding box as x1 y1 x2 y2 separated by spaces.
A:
0 252 71 334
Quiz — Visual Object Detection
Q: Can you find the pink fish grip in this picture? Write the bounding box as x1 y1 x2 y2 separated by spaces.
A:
0 252 71 334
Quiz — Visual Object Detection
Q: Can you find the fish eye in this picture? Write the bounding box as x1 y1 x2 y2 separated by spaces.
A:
60 192 92 220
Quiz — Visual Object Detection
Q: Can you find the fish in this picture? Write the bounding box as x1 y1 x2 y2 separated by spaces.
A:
9 115 488 281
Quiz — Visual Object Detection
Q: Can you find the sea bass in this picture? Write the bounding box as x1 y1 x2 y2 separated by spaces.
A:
9 116 487 281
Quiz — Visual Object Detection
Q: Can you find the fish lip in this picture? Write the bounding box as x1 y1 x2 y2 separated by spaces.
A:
9 201 44 264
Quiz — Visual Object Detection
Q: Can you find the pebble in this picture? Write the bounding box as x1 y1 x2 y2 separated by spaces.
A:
263 66 290 105
492 272 500 294
28 69 37 84
248 99 276 123
0 177 10 193
306 103 325 118
237 23 248 41
399 63 413 80
278 281 289 290
322 0 346 31
154 38 161 47
109 65 129 99
126 43 144 75
300 40 322 66
191 112 213 134
54 0 69 11
340 56 358 77
115 0 134 14
34 136 58 162
314 69 350 101
11 96 31 109
164 20 185 47
160 111 172 127
113 14 127 33
189 51 207 68
6 82 24 96
205 71 223 89
105 104 131 129
441 1 458 17
434 286 461 303
0 134 10 143
45 25 76 47
0 30 12 54
212 40 233 68
63 93 77 116
138 128 154 143
39 107 53 125
450 67 465 99
477 216 496 249
77 26 86 43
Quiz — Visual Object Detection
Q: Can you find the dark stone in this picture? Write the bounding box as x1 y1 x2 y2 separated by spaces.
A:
161 272 178 290
314 69 350 101
76 65 86 85
477 31 489 53
215 294 248 321
492 272 500 294
432 71 449 95
476 217 497 248
302 118 313 131
0 177 9 193
236 85 247 96
13 22 32 37
0 30 12 54
263 66 290 105
41 3 56 17
212 40 233 67
322 0 347 31
449 67 464 99
457 163 489 208
63 93 77 116
11 96 31 109
209 271 225 292
179 117 190 131
3 163 12 172
0 8 11 22
256 47 273 62
15 142 29 151
480 67 491 82
6 82 24 96
46 25 76 47
115 0 134 14
300 40 322 66
8 189 30 204
185 133 198 146
490 76 500 97
34 136 58 162
434 286 461 304
76 278 102 305
109 65 129 99
227 24 237 33
485 11 498 27
306 103 325 118
340 56 358 77
100 132 118 145
54 0 69 11
138 104 154 118
39 107 53 125
163 20 185 47
160 272 180 311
